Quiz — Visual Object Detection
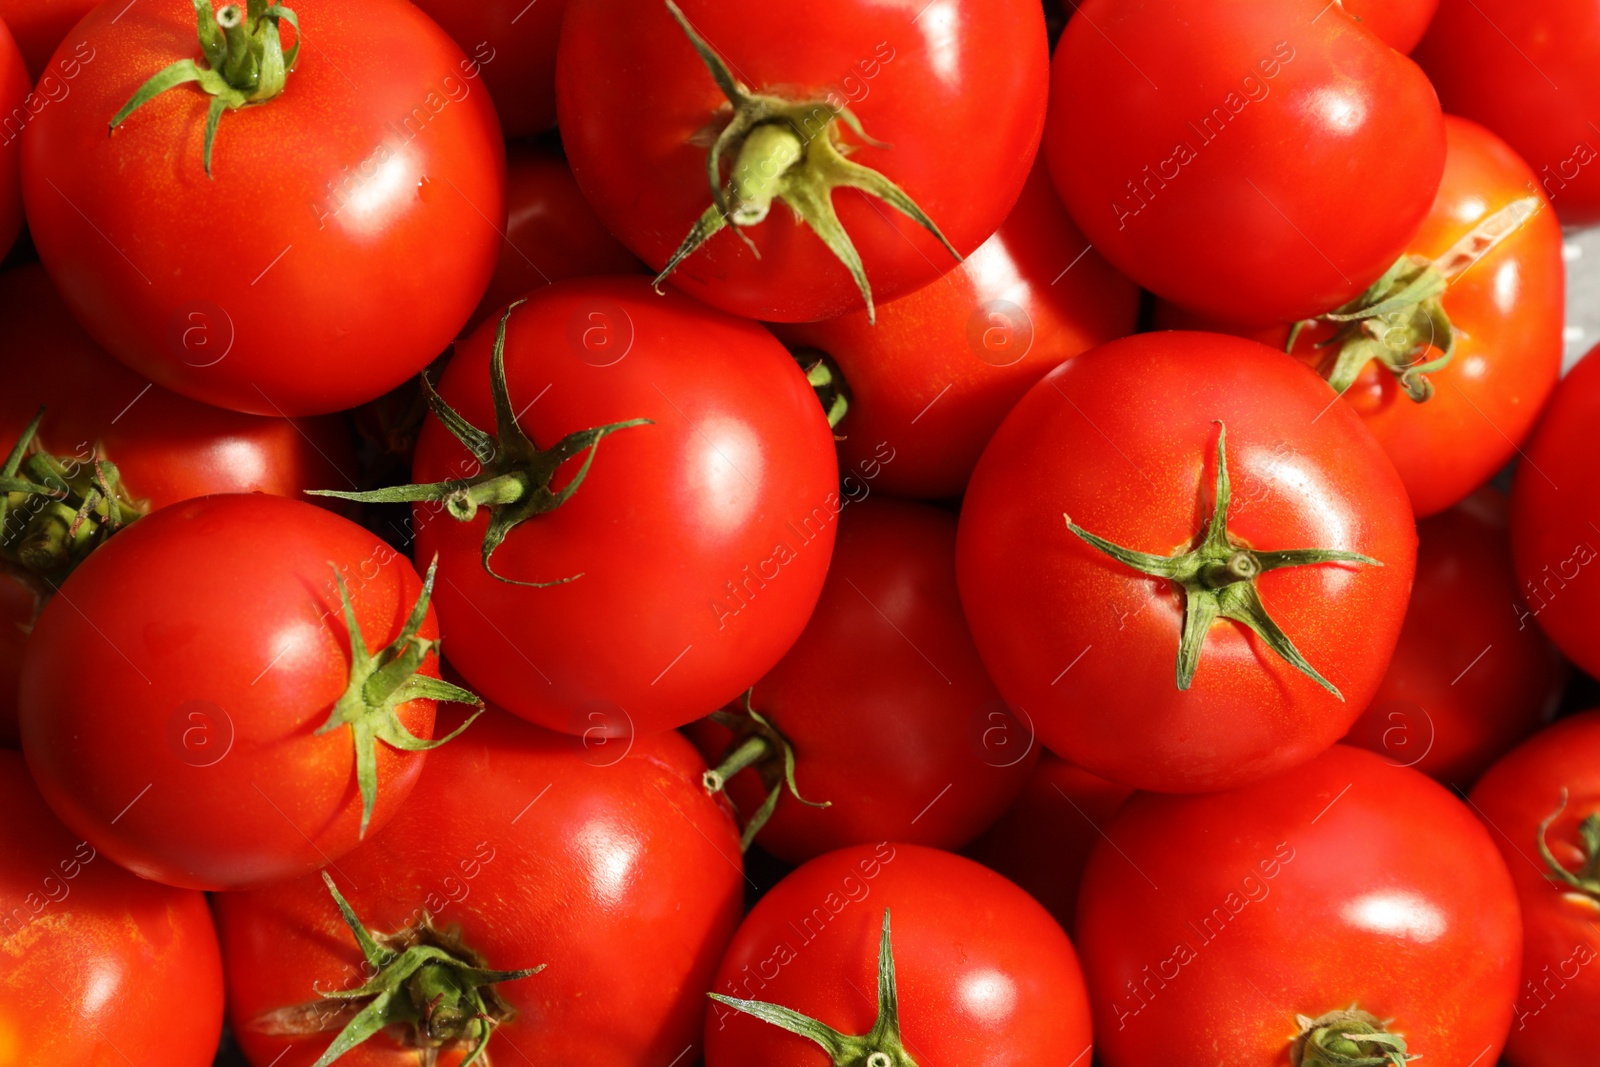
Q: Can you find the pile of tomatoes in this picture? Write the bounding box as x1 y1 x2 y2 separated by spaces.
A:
3 0 1599 1065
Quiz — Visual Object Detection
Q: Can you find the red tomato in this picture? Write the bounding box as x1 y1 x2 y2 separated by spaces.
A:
685 497 1036 864
557 0 1048 322
390 277 838 739
1078 745 1522 1067
408 0 567 137
19 494 477 890
462 141 642 336
1156 116 1564 519
1511 342 1600 678
21 0 505 416
1470 710 1600 1067
705 843 1092 1067
0 750 224 1067
0 16 26 259
216 708 744 1067
963 753 1133 929
957 332 1416 793
0 0 94 81
772 160 1138 501
1046 0 1445 324
1341 0 1439 52
1417 0 1600 224
1344 490 1566 786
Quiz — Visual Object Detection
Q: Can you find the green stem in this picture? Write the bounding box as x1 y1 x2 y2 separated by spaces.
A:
1536 789 1600 900
701 690 830 852
1291 1008 1413 1067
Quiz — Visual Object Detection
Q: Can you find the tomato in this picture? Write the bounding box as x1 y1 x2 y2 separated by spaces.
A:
216 707 744 1067
557 0 1048 322
462 141 642 336
1045 0 1445 325
1156 116 1564 519
1469 710 1600 1067
407 0 567 137
1344 490 1566 786
19 493 480 890
1077 745 1521 1067
772 159 1138 501
1417 0 1600 225
963 753 1133 929
21 0 505 416
366 277 838 739
1341 0 1438 52
957 332 1416 793
0 16 26 260
0 750 223 1067
705 843 1091 1067
0 0 95 81
1511 342 1600 678
685 497 1036 864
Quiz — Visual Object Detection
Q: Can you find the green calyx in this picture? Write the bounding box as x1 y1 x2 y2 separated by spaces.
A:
1065 422 1380 699
710 908 918 1067
1 408 143 577
1290 1008 1414 1067
701 689 830 852
1536 789 1600 901
655 1 958 323
790 348 851 430
109 0 300 177
257 872 541 1067
308 301 651 587
1290 196 1540 402
321 555 484 837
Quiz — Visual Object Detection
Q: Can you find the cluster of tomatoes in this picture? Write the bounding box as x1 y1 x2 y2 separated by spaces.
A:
2 0 1599 1065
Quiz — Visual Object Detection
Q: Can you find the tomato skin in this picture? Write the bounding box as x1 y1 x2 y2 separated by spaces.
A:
1077 745 1521 1067
1511 343 1600 678
1469 711 1600 1067
1046 0 1445 325
706 843 1092 1067
957 332 1416 793
0 0 94 81
685 498 1036 864
0 17 25 260
216 708 744 1067
407 0 567 137
0 750 223 1067
557 0 1048 322
19 494 445 890
1343 491 1565 786
1417 0 1600 225
21 0 505 416
1341 0 1439 52
414 277 838 738
772 160 1138 501
462 142 642 336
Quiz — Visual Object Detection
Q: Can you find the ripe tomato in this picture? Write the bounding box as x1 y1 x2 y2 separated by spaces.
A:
963 753 1133 929
1417 0 1600 224
557 0 1048 322
957 332 1416 793
372 277 838 739
462 141 642 336
0 0 94 81
0 751 224 1067
1077 745 1521 1067
685 497 1036 863
1157 116 1564 519
1341 0 1439 52
772 160 1138 501
1344 490 1566 786
21 0 505 416
705 843 1091 1067
1470 710 1600 1067
0 16 25 259
19 494 479 890
1511 342 1600 678
215 707 744 1067
1046 0 1445 324
408 0 566 137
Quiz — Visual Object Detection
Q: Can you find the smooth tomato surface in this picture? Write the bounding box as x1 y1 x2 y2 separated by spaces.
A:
1342 0 1439 52
957 332 1416 793
1077 745 1521 1067
21 0 505 415
1046 0 1445 324
409 0 568 137
0 0 95 80
773 160 1138 501
0 16 25 259
558 0 1048 322
0 750 223 1067
19 494 447 890
217 708 744 1067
